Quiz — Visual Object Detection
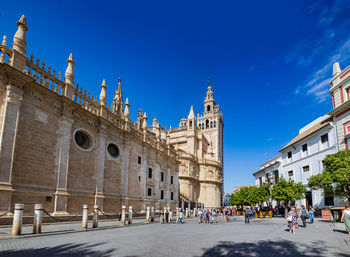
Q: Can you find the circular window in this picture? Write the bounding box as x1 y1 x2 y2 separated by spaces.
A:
74 130 91 150
107 143 119 158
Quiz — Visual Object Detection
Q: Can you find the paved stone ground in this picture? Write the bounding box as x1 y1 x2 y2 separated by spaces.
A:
0 216 349 257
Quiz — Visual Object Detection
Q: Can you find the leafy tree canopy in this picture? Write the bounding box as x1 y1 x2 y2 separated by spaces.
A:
271 177 306 204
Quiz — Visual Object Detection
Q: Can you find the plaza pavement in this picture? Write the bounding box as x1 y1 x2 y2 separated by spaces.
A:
0 216 349 257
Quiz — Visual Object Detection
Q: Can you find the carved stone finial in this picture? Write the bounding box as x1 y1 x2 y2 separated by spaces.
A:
99 79 107 106
142 112 148 130
124 97 130 122
12 15 28 55
65 53 75 85
2 36 7 46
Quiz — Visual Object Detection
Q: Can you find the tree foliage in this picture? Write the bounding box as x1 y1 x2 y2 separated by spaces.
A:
308 150 350 202
271 177 306 205
229 185 270 206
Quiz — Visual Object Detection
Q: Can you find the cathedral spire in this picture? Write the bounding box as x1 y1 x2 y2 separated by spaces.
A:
12 15 28 55
111 77 124 117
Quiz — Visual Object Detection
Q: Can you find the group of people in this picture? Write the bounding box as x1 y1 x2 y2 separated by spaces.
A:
287 205 315 234
163 209 185 224
197 209 218 223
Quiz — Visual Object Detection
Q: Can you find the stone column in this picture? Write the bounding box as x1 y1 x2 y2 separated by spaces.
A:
12 203 23 236
94 125 107 207
146 207 150 223
181 199 184 212
186 208 189 218
151 206 155 222
82 205 88 229
120 205 126 226
128 206 133 224
93 205 99 228
167 168 171 207
0 85 23 213
188 200 191 210
53 110 73 216
33 204 43 234
121 142 130 205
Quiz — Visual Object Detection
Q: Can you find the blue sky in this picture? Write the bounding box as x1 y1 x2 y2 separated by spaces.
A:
1 0 350 193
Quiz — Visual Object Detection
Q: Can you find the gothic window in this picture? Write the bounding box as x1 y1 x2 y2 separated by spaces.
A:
148 188 152 196
199 124 201 129
206 120 209 129
189 121 192 128
161 172 164 182
207 105 211 112
148 168 152 178
74 130 93 150
214 121 216 128
171 192 174 200
210 121 213 128
138 156 141 164
107 143 119 158
161 190 164 199
171 175 174 184
202 123 204 129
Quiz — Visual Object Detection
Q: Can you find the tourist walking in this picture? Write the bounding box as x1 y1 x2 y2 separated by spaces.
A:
165 210 169 224
169 209 173 223
308 206 315 224
341 206 350 234
198 209 203 223
287 207 297 234
179 210 184 224
244 206 250 224
299 205 309 227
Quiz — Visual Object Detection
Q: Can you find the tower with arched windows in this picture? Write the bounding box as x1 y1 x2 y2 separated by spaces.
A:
167 79 224 208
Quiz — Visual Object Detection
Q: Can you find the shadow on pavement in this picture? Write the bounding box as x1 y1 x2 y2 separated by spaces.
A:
333 229 349 235
199 240 349 257
1 242 117 257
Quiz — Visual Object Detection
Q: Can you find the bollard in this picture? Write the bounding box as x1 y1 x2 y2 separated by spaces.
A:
121 205 126 226
151 207 154 222
82 205 89 229
160 210 164 224
93 205 99 228
33 204 43 234
193 208 197 217
186 208 189 218
176 207 179 216
128 206 133 224
12 203 24 236
146 207 150 223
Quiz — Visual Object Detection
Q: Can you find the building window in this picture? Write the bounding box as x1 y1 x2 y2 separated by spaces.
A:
107 143 119 158
148 168 152 179
303 165 310 172
161 190 164 199
259 177 262 186
74 130 93 150
138 176 141 182
288 170 293 177
161 172 164 182
171 175 174 184
210 121 213 128
171 192 174 200
302 144 307 152
138 156 141 164
206 120 209 129
287 151 292 159
148 188 152 196
207 105 210 112
347 87 350 101
214 121 216 128
321 134 328 143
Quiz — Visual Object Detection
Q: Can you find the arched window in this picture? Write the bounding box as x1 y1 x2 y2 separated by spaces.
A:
214 121 216 128
189 121 192 128
210 121 213 128
206 120 209 129
207 105 211 112
199 124 201 129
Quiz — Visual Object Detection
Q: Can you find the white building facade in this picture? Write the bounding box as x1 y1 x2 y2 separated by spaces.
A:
279 115 339 209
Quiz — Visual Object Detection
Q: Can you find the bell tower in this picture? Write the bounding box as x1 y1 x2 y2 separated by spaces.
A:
204 78 215 114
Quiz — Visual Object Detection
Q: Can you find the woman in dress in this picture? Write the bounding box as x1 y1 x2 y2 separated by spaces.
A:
341 206 350 234
287 207 297 234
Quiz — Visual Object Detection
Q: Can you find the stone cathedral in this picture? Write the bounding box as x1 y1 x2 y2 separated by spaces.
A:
0 15 223 216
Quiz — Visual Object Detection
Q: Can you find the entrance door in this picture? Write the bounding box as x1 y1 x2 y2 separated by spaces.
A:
305 191 312 208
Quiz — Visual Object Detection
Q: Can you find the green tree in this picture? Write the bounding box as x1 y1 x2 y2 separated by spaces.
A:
271 178 306 217
230 186 270 207
308 150 350 202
